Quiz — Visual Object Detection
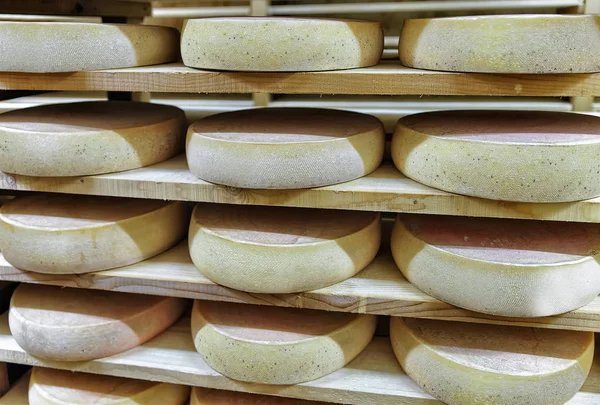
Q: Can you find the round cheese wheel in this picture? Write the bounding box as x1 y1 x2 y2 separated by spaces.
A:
399 15 600 73
10 284 188 361
0 194 190 274
390 318 594 405
181 17 383 71
391 214 600 317
186 108 385 189
191 300 376 384
29 367 190 405
0 101 187 177
189 204 381 293
0 22 179 72
191 387 326 405
392 110 600 202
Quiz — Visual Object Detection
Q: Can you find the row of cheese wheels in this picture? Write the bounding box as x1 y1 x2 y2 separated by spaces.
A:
8 284 596 405
1 194 600 318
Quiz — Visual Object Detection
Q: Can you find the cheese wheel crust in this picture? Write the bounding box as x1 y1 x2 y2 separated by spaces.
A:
390 318 594 405
191 387 328 404
181 17 383 72
392 110 600 202
189 204 381 293
400 15 600 73
0 22 179 72
0 101 187 177
192 301 376 384
0 194 191 274
10 284 188 361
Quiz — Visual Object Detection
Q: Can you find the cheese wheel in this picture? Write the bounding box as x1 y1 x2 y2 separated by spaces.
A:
29 367 190 405
192 301 376 384
0 194 190 274
390 318 594 405
10 284 188 361
399 15 600 73
391 110 600 202
181 17 383 71
391 214 600 317
0 22 179 72
189 204 381 293
186 108 385 189
191 387 327 405
0 101 187 177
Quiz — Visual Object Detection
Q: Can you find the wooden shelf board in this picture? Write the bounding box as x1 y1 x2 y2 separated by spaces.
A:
1 242 599 333
0 62 598 96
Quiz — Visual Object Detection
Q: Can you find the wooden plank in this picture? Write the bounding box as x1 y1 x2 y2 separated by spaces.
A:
0 0 150 17
0 372 28 405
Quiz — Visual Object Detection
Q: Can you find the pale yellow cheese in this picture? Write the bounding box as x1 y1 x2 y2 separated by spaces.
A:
392 110 600 202
390 318 594 405
191 387 327 404
0 22 179 72
192 300 376 384
400 15 600 73
0 101 187 176
0 194 191 274
187 108 385 189
10 284 188 361
189 204 381 293
181 17 383 71
28 367 190 405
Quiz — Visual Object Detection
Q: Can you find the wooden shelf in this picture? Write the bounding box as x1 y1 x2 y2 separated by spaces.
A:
0 62 598 96
2 242 599 332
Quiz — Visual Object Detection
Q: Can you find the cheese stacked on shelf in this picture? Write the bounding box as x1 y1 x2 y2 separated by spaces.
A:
191 388 328 404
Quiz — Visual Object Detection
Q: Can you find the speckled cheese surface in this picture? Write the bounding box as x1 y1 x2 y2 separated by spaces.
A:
191 301 376 384
0 101 187 177
0 194 191 274
10 284 188 361
391 214 600 317
399 15 600 73
0 22 179 72
390 318 594 405
191 387 328 404
391 110 600 202
28 367 190 405
186 108 385 189
189 204 381 293
181 17 383 71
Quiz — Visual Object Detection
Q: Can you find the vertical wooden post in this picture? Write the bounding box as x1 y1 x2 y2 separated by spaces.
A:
569 0 598 111
251 0 271 107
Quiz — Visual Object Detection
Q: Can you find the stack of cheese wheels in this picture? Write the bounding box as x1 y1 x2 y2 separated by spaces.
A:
10 284 188 361
192 301 376 384
29 368 190 405
187 108 385 189
391 318 594 405
0 101 186 177
391 214 600 317
189 204 380 293
191 387 328 404
181 17 383 71
0 194 190 274
0 22 179 72
399 14 600 73
392 110 600 202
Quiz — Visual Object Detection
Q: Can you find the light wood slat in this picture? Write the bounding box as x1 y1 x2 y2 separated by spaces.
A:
2 155 600 223
1 242 599 332
0 63 598 96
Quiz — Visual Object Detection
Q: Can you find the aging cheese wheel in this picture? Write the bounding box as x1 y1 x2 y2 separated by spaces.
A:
391 214 600 317
0 22 179 72
0 194 190 274
187 108 385 189
399 15 600 73
192 301 376 384
181 17 383 71
29 367 190 405
0 101 187 177
390 318 594 405
392 110 600 202
191 387 328 404
189 204 381 293
10 284 188 361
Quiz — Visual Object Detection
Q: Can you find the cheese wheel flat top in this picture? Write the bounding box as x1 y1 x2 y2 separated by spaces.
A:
192 387 327 405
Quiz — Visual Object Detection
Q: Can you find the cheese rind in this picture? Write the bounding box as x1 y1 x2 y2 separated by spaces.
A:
181 17 383 71
191 387 327 404
390 318 594 405
399 15 600 73
191 301 376 384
